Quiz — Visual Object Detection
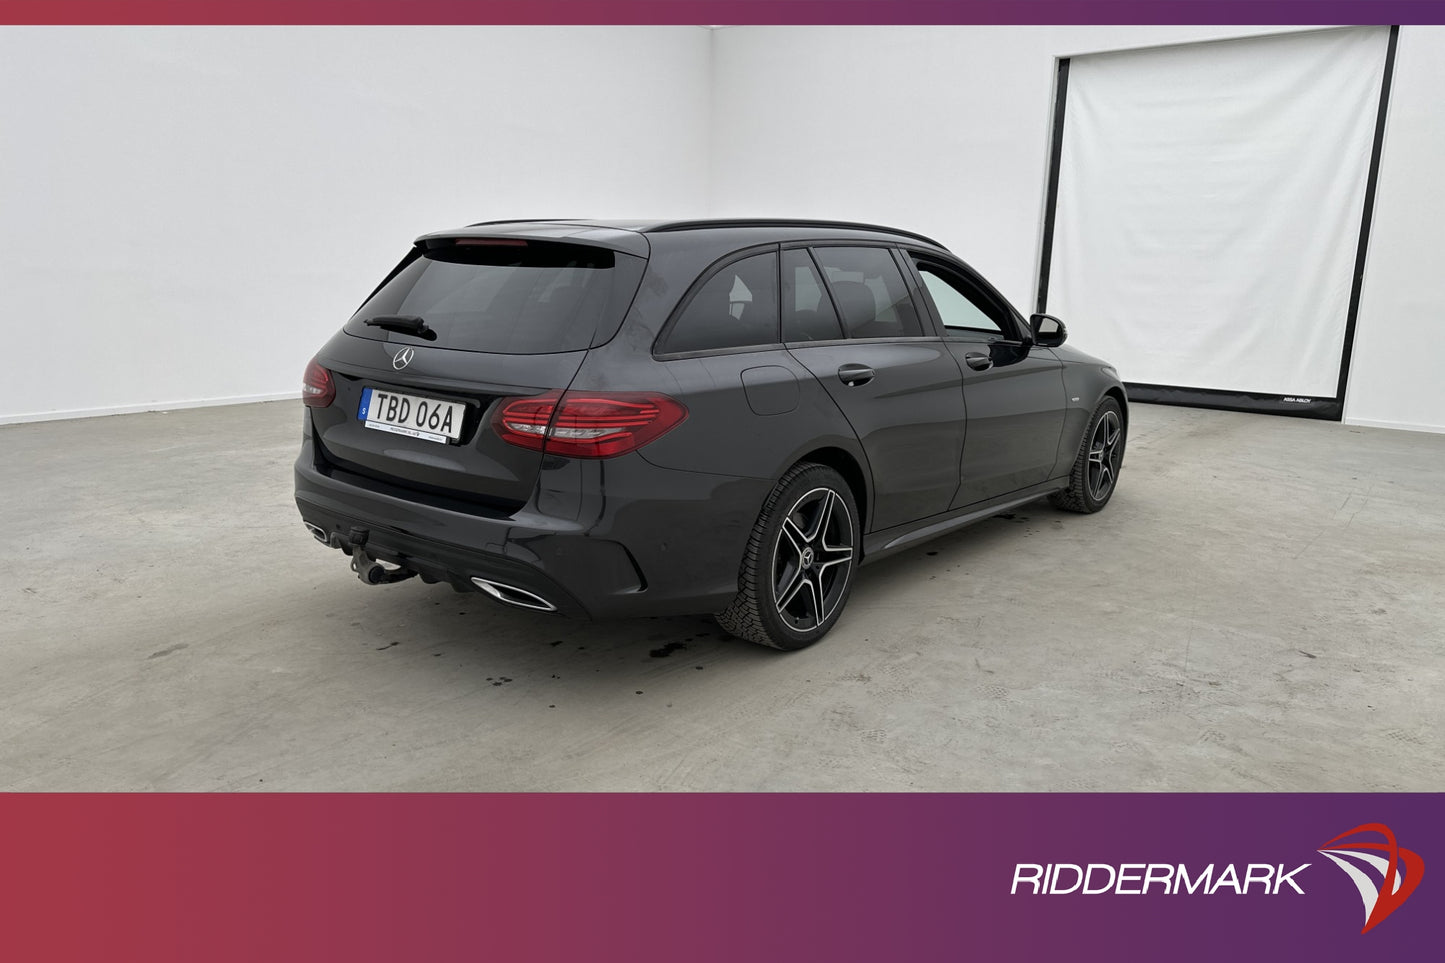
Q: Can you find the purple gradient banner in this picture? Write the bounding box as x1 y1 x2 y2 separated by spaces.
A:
5 2 1445 26
0 7 1437 962
0 793 1435 961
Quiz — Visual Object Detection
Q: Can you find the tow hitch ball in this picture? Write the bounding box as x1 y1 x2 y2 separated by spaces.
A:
345 527 416 586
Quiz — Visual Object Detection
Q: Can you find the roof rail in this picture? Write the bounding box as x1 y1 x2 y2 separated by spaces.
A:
643 218 945 248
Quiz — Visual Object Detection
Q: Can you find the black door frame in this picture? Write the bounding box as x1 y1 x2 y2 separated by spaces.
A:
1034 26 1400 422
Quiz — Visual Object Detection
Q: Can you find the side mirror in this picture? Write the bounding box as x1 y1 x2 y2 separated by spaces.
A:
1029 313 1067 347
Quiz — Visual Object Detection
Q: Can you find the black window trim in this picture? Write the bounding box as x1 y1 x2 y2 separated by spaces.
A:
914 260 1009 340
902 247 1029 343
652 243 783 360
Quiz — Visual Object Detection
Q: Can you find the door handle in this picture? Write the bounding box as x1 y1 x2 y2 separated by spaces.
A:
964 352 993 371
837 364 875 387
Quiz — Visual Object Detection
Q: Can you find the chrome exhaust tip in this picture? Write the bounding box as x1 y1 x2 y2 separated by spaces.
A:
304 522 328 544
470 577 558 612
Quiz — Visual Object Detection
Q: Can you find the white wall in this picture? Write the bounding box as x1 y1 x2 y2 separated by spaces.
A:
4 24 1442 433
710 25 1444 433
0 26 712 423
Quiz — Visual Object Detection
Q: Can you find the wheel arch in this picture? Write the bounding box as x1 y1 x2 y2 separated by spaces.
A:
790 446 870 537
1103 386 1128 463
1104 386 1128 428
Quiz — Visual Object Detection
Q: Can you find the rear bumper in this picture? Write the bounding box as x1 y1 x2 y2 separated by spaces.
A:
295 489 597 617
294 436 768 620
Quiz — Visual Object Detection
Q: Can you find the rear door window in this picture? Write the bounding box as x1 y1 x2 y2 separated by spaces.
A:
811 246 924 339
659 251 780 354
782 248 843 342
346 240 645 354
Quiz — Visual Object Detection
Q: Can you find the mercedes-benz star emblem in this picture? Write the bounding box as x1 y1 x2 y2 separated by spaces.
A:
391 347 415 370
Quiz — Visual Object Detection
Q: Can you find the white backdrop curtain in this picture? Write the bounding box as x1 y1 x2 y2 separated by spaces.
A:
1047 27 1390 398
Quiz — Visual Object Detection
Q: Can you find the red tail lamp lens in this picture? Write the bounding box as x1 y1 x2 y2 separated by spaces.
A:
492 391 561 451
302 359 335 408
492 390 687 458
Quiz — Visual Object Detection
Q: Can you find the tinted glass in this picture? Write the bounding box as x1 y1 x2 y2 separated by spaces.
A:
812 247 923 339
662 251 780 354
917 264 1004 335
782 249 843 342
346 240 644 354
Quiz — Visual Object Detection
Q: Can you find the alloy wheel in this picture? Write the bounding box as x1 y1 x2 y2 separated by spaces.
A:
772 487 855 631
1087 410 1123 501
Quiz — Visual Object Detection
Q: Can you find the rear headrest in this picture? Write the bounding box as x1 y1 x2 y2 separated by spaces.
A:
828 280 877 331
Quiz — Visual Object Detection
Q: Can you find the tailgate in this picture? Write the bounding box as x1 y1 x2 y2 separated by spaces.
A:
306 235 645 511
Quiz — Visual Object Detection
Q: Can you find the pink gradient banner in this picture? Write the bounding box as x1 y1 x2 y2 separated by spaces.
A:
3 2 1445 26
0 793 1436 961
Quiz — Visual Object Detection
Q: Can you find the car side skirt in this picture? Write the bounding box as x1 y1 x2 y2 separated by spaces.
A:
860 477 1070 564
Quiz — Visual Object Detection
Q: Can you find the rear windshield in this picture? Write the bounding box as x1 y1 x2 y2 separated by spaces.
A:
346 240 645 354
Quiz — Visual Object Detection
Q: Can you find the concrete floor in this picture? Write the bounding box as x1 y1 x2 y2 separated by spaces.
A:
1 400 1441 791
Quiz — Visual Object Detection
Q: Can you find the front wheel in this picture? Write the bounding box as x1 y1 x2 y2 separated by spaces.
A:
715 463 860 650
1050 396 1125 513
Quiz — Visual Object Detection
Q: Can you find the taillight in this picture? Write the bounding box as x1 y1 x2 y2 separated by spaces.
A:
302 359 335 408
492 390 687 458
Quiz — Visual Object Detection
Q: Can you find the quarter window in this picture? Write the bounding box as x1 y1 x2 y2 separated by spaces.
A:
811 247 923 339
662 252 780 354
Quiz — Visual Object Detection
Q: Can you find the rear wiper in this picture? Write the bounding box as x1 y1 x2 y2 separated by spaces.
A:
364 315 436 340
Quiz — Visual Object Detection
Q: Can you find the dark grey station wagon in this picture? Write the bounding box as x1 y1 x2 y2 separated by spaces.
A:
295 219 1126 649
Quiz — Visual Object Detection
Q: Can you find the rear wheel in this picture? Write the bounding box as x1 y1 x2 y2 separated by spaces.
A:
716 463 859 650
1050 396 1125 513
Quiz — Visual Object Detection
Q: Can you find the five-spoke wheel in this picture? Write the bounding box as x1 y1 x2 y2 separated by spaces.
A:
1051 396 1126 514
773 487 855 632
716 463 860 650
1086 408 1123 502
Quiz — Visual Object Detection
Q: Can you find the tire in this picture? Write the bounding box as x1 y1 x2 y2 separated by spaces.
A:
1050 396 1125 514
715 463 860 650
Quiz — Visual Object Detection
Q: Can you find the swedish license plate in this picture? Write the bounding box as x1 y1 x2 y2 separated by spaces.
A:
358 387 465 444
